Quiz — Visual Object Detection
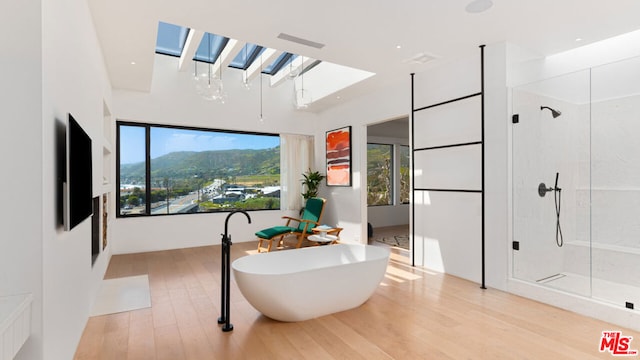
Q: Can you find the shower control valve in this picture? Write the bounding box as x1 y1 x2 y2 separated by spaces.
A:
538 183 554 197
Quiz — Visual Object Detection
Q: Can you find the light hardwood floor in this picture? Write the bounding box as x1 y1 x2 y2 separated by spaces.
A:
75 241 639 359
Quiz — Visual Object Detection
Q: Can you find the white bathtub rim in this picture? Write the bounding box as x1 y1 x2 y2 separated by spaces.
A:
232 243 390 276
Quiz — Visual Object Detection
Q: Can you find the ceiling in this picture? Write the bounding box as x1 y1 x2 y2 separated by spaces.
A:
88 0 640 112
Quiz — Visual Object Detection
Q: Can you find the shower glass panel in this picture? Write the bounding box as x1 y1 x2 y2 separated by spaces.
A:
512 69 592 298
590 56 640 309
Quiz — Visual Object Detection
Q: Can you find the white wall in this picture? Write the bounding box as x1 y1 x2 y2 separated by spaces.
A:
111 55 318 254
412 53 484 283
0 1 113 359
0 1 44 359
367 205 409 229
41 0 113 358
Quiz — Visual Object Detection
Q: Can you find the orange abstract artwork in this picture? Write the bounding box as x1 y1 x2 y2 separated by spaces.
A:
326 126 351 186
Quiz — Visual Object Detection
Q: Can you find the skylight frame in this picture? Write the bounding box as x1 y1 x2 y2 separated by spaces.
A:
193 33 229 64
263 53 296 75
229 44 265 70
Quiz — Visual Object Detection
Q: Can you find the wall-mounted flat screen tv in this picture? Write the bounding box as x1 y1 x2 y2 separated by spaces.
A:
64 114 93 231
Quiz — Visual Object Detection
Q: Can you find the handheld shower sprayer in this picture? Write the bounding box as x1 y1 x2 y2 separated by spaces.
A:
537 172 561 197
538 172 563 247
553 172 563 247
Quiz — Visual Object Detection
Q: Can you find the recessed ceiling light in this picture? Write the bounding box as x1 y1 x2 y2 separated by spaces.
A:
575 38 583 42
130 61 136 65
465 0 493 13
396 45 402 49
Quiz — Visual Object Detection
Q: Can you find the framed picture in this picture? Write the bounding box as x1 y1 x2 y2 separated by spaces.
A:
326 126 352 186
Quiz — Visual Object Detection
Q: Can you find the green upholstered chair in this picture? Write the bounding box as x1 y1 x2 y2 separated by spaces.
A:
256 198 326 252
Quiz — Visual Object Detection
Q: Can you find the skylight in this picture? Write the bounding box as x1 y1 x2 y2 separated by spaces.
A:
193 33 229 64
263 53 296 75
155 22 189 57
154 22 377 107
155 23 305 78
229 44 265 70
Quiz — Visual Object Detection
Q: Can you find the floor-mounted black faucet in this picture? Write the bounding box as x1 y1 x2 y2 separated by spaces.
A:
218 210 251 332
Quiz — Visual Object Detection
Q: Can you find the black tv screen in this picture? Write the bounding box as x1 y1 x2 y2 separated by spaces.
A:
65 114 93 231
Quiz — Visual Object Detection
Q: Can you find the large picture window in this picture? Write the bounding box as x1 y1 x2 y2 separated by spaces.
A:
117 122 280 217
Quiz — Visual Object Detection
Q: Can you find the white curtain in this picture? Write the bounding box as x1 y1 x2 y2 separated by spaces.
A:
280 134 314 210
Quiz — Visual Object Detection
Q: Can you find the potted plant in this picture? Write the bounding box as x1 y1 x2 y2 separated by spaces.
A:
301 169 325 200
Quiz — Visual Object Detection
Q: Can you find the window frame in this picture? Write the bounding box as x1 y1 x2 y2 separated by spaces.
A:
155 22 190 57
263 53 295 75
116 120 281 218
193 33 229 64
228 44 265 70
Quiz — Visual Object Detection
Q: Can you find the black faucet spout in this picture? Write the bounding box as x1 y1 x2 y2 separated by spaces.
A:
224 210 252 240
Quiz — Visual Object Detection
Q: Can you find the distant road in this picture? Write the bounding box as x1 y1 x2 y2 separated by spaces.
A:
151 193 199 214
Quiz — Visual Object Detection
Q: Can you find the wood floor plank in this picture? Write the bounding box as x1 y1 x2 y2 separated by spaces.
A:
297 318 370 360
73 316 106 360
74 241 640 359
280 322 335 360
255 321 306 360
316 315 394 359
177 323 218 360
127 308 156 360
154 324 186 360
151 300 176 328
99 326 129 360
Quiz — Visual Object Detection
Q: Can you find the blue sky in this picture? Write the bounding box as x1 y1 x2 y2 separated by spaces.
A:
119 126 279 164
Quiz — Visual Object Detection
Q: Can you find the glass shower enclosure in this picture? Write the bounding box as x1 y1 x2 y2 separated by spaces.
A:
512 55 640 310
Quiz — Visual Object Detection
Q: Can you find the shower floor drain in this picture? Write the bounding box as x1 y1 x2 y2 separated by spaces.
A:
536 273 566 283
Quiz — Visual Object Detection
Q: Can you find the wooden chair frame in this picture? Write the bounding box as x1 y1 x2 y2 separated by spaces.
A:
256 198 326 252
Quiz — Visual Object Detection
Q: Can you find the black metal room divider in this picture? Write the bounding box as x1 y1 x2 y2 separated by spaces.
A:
410 45 486 289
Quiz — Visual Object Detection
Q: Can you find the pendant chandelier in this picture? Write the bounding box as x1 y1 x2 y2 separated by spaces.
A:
258 55 265 123
294 57 312 109
242 44 252 90
193 33 226 103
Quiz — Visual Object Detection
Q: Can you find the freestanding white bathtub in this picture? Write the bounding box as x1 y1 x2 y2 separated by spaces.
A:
232 243 390 322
